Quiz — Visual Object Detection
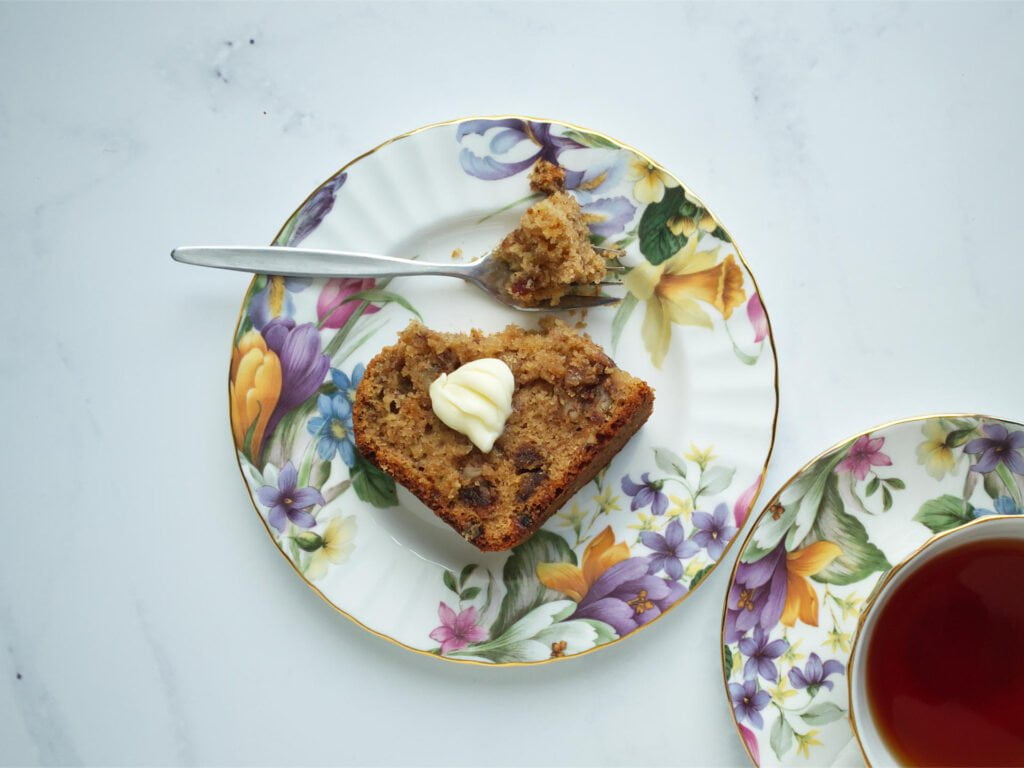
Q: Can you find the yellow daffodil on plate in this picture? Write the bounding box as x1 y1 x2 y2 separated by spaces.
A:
624 237 747 368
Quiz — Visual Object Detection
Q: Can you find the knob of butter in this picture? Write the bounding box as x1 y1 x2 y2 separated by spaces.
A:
429 358 515 453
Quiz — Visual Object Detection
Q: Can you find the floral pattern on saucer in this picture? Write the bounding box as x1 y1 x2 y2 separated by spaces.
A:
229 117 777 663
723 415 1024 765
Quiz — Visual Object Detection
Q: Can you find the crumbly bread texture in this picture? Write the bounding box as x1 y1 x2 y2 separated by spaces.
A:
529 159 567 195
492 161 607 307
353 319 654 551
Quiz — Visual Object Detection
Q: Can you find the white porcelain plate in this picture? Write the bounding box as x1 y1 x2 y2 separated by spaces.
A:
229 117 778 665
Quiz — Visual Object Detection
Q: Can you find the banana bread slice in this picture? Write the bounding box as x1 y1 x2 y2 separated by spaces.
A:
353 319 654 551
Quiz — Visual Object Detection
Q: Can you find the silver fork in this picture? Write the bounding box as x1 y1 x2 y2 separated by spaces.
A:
171 245 624 311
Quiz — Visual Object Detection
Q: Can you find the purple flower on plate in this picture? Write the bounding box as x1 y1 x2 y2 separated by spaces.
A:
429 602 488 656
262 317 331 445
580 196 636 238
724 543 787 643
788 652 844 694
738 626 789 682
692 502 738 560
457 120 637 236
279 171 348 247
248 276 313 331
837 435 892 481
457 119 585 183
622 473 669 515
572 557 686 637
641 519 699 580
965 423 1024 475
257 461 324 533
729 679 770 729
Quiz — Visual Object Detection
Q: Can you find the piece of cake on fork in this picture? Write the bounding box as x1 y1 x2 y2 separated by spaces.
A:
491 160 608 306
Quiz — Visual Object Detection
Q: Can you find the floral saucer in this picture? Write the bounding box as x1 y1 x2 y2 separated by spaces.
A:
229 116 778 665
722 414 1024 764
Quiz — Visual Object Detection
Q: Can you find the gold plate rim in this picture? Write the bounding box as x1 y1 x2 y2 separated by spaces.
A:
229 114 781 667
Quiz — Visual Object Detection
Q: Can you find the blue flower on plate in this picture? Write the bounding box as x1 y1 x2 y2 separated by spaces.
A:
331 363 365 404
308 393 356 466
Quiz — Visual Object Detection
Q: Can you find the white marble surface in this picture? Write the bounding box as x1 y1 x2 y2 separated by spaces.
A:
2 2 1023 765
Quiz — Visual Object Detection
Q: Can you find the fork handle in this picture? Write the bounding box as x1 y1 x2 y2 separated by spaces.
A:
171 245 472 279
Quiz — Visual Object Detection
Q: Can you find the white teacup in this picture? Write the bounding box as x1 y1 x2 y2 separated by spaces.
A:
848 515 1024 767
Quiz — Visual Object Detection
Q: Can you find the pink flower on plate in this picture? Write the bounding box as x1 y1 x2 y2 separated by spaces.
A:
429 602 488 655
733 475 763 528
739 723 761 765
838 435 892 481
746 293 768 343
317 278 379 329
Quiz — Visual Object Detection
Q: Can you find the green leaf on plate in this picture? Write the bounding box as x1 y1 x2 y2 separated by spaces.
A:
711 225 732 244
946 428 974 448
490 531 577 639
723 645 733 679
293 531 323 552
700 466 736 496
984 471 1003 499
914 494 974 533
443 570 457 594
654 447 687 478
460 586 482 601
560 129 621 149
557 129 618 150
770 713 794 759
689 565 713 589
459 563 478 588
807 474 891 584
884 477 906 490
865 476 880 497
638 186 688 265
996 463 1019 504
241 402 263 460
610 292 638 352
800 702 845 726
288 536 302 564
342 289 422 320
310 459 332 489
234 315 254 345
882 486 893 511
351 453 398 508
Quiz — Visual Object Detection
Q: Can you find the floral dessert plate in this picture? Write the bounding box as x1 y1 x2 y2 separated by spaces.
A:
722 414 1024 764
229 116 778 665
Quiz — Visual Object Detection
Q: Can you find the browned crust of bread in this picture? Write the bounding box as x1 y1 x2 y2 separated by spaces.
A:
353 324 654 551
